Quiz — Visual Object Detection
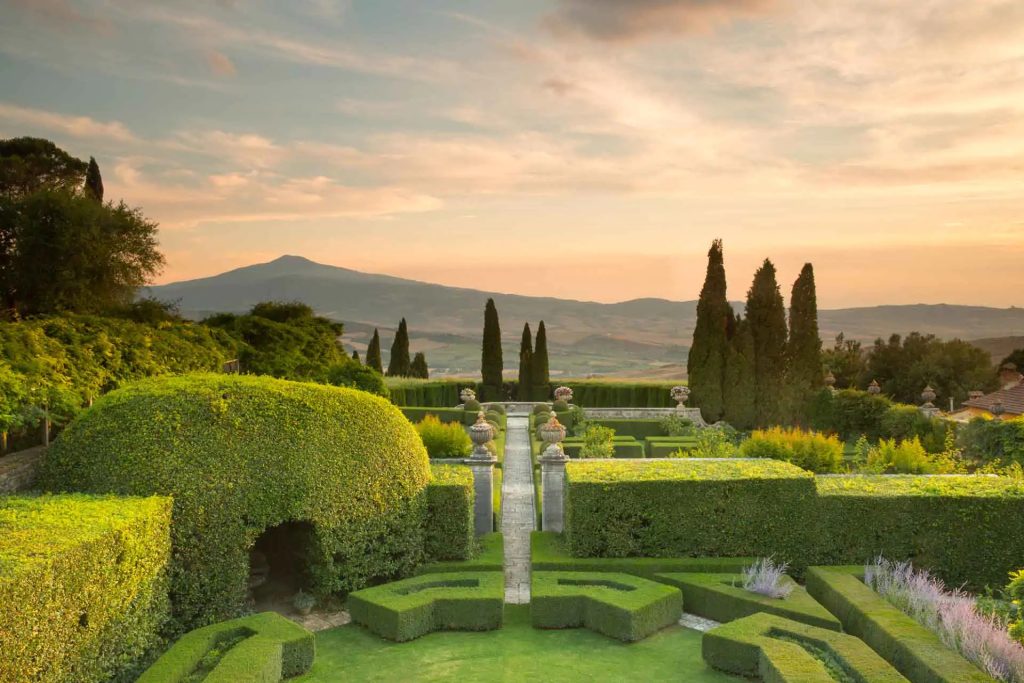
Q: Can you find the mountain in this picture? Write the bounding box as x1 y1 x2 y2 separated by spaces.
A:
147 255 1024 378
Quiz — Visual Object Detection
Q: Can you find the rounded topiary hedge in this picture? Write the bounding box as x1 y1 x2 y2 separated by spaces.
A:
40 374 432 632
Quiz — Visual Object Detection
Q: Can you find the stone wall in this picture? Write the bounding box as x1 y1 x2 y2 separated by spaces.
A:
582 407 706 425
0 446 45 493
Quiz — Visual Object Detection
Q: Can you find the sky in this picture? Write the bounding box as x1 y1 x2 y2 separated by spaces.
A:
1 0 1023 308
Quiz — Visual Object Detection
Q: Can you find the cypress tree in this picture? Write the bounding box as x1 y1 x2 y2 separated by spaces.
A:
722 317 757 429
518 322 533 400
411 352 429 379
786 263 822 422
481 298 503 397
387 318 411 377
366 328 383 373
531 320 550 400
84 156 104 202
746 259 788 426
688 239 730 422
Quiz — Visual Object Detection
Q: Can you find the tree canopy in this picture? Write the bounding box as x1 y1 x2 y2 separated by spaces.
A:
688 239 730 422
481 298 502 393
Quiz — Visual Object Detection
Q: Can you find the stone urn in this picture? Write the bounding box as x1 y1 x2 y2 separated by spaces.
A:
460 387 476 404
824 371 837 392
867 379 881 395
553 386 574 404
538 413 567 459
670 385 690 408
468 411 495 459
921 385 937 407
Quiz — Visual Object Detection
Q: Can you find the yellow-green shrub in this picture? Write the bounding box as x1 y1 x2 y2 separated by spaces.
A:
866 437 952 474
40 374 431 632
0 494 172 683
739 427 843 473
416 415 472 458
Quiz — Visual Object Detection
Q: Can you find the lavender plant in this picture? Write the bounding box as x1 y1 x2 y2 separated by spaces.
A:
741 557 794 599
865 557 1024 682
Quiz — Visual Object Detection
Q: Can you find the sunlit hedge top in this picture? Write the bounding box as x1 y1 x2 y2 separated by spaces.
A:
566 458 811 483
41 373 431 631
816 474 1024 497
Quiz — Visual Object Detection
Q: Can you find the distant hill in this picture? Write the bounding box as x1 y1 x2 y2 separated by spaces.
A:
147 256 1024 378
967 336 1024 366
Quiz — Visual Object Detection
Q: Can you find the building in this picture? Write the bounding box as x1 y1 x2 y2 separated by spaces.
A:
947 363 1024 422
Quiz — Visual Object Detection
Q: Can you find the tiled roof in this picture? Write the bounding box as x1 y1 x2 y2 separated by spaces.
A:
963 381 1024 416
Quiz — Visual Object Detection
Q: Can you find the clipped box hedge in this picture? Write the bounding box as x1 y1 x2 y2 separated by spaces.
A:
589 418 666 440
566 381 676 408
805 567 990 683
0 494 172 683
40 374 432 632
813 475 1024 589
564 460 816 560
418 533 503 575
401 407 465 424
348 571 503 642
137 611 314 683
386 379 469 407
702 612 907 682
562 439 645 459
654 572 840 630
531 571 682 642
424 465 475 562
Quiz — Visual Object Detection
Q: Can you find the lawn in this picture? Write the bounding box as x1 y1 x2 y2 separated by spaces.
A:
297 605 743 682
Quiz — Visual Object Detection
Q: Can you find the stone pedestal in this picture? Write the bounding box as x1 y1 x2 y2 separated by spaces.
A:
467 455 497 536
539 450 568 533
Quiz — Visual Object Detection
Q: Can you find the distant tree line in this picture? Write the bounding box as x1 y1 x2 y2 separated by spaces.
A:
478 297 549 401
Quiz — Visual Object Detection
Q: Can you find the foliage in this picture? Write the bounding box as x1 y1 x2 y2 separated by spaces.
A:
739 426 843 473
137 612 315 683
864 437 954 474
564 380 677 407
480 298 502 395
410 351 429 379
325 360 388 397
365 328 383 373
530 571 682 642
822 333 866 389
865 558 1024 682
518 322 533 401
0 136 89 199
807 567 994 683
424 465 475 562
531 320 550 400
1003 350 1024 371
688 239 730 422
690 424 738 458
1009 570 1024 646
959 417 1024 467
722 317 756 429
386 378 467 407
348 572 503 642
578 424 616 459
862 332 998 407
40 374 432 632
747 259 788 427
416 415 472 458
786 263 823 421
659 414 696 437
387 318 411 377
84 156 104 202
809 387 946 449
0 494 171 683
741 557 794 599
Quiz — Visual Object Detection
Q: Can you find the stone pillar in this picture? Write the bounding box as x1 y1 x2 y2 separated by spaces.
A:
540 450 568 532
467 457 496 536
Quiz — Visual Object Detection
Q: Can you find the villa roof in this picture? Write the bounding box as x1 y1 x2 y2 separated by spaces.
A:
963 380 1024 416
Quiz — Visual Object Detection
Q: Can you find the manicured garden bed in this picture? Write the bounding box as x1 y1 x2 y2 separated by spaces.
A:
295 605 743 682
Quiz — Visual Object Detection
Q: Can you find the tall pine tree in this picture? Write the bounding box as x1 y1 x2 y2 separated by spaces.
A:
688 239 730 422
786 263 822 422
481 298 503 398
411 352 429 379
387 318 411 377
531 320 550 400
366 328 383 373
84 156 104 202
746 260 788 426
722 317 757 429
518 322 533 400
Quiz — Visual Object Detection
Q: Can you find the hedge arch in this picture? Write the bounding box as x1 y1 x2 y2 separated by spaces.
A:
41 373 431 631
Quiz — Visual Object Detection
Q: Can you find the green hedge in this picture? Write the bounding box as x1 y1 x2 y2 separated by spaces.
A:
813 475 1024 590
564 460 1024 589
808 389 947 449
137 612 314 683
805 567 990 683
589 418 666 440
564 460 816 560
531 571 682 642
563 439 645 459
386 379 473 407
702 612 906 681
653 573 840 630
566 381 677 408
424 465 475 562
401 407 465 424
418 533 503 575
348 571 503 642
649 443 699 458
40 374 432 632
531 532 752 576
0 494 172 683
